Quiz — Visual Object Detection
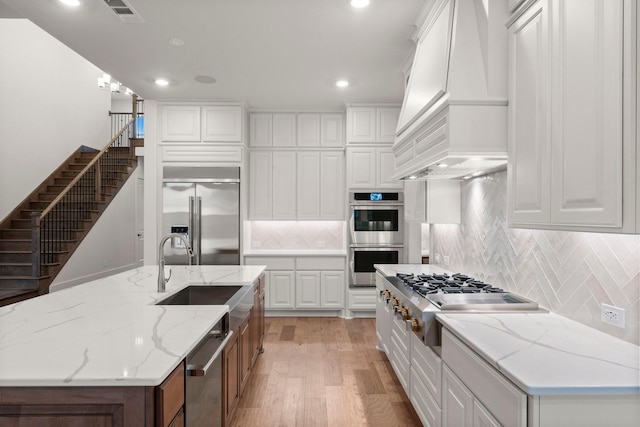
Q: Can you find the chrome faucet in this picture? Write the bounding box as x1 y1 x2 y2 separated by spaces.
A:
158 233 194 292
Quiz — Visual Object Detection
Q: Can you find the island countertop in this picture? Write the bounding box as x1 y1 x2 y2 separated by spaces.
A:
0 265 265 387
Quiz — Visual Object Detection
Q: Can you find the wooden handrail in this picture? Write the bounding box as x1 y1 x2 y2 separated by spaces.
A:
38 118 134 220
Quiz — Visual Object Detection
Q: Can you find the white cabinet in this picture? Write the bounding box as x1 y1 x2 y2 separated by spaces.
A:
295 271 321 308
443 365 474 427
161 105 242 142
250 113 296 147
507 0 638 233
249 113 344 147
320 271 345 308
320 114 344 147
346 147 402 189
202 106 242 142
249 151 296 219
296 152 320 219
347 106 400 143
297 114 320 147
347 288 377 311
404 180 460 224
161 106 201 141
268 271 295 309
249 151 342 219
244 256 346 311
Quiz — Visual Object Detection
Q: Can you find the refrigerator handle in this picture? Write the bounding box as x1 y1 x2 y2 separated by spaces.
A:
189 196 196 264
197 196 203 264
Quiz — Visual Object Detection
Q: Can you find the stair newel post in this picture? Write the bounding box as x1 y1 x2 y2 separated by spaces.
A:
31 212 41 278
131 95 138 159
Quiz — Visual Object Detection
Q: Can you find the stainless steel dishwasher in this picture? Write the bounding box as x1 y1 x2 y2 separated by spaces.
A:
185 312 232 427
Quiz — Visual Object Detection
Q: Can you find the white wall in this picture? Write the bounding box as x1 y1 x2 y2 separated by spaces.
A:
50 167 142 292
0 19 111 221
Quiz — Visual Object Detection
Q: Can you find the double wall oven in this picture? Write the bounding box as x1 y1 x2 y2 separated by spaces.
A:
349 192 404 287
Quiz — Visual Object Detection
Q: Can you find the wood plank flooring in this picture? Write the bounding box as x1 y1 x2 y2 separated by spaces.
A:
230 317 423 427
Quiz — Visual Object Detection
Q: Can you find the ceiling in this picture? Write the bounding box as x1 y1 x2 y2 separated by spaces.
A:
0 0 424 110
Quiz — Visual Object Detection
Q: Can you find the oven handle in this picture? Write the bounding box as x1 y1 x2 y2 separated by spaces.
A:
349 244 405 249
186 331 233 377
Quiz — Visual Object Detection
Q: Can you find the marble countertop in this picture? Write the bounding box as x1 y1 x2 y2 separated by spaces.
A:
0 265 265 387
375 264 640 395
437 313 640 395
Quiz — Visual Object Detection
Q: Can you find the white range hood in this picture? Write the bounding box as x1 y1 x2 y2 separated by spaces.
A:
392 0 509 180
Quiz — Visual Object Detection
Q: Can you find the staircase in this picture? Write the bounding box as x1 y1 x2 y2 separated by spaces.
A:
0 127 138 306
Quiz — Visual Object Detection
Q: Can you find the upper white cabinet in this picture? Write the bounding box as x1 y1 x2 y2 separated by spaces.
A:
202 106 242 142
507 0 638 233
248 150 344 220
347 105 401 143
161 106 201 141
404 180 461 224
346 147 403 189
249 113 344 148
161 105 243 142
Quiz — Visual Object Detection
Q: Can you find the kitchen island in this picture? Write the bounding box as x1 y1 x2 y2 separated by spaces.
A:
375 264 640 426
0 264 265 425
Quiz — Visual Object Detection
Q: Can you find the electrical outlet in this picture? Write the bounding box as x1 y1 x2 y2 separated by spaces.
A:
601 303 625 328
434 253 441 264
443 255 450 267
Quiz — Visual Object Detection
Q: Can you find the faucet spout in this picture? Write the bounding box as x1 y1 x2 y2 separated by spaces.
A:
158 233 194 292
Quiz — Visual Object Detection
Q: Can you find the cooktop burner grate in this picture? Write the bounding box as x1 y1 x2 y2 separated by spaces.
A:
395 272 504 297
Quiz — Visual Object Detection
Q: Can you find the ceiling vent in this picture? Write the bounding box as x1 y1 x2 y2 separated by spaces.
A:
103 0 144 23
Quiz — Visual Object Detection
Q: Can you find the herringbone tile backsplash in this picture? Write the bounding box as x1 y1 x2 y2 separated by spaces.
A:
431 171 640 345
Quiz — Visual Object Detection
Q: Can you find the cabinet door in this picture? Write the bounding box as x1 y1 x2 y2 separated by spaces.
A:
320 271 345 308
507 1 551 225
347 107 376 142
549 0 623 227
295 271 321 308
473 399 501 427
346 147 376 188
296 152 321 219
239 316 251 394
320 114 345 147
426 180 461 224
249 152 273 219
223 332 239 424
273 113 296 147
202 106 242 142
273 152 296 219
404 180 426 222
297 113 320 147
269 271 295 309
376 107 400 142
250 113 272 147
320 152 345 219
443 365 473 427
161 106 201 141
377 148 403 188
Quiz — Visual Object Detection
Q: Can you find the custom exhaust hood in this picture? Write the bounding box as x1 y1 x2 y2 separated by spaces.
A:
392 0 509 180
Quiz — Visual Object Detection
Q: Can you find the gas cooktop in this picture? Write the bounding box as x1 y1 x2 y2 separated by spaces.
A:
388 272 539 311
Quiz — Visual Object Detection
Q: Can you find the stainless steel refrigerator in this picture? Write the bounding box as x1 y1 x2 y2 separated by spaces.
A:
162 167 240 265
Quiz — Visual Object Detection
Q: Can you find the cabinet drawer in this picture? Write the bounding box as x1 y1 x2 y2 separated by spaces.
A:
244 256 295 270
348 289 376 309
156 362 185 427
295 257 344 270
411 332 442 405
390 333 411 391
442 328 526 427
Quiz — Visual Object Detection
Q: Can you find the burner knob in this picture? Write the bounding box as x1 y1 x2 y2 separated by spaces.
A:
410 318 422 332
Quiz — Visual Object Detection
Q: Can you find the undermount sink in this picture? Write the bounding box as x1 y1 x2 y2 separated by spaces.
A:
155 285 250 306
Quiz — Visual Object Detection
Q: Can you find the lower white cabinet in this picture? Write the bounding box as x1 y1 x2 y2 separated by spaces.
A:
346 146 403 189
347 288 377 311
442 364 474 427
245 256 345 311
411 367 442 427
267 271 295 309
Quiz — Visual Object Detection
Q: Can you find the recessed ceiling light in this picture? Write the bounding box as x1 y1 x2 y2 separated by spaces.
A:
168 38 184 47
155 78 169 86
59 0 80 6
335 79 350 88
408 175 417 180
437 163 448 168
350 0 370 8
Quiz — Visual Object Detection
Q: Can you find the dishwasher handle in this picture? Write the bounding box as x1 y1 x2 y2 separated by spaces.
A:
186 330 233 377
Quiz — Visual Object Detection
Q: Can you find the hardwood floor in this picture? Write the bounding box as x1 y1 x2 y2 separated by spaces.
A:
230 317 422 427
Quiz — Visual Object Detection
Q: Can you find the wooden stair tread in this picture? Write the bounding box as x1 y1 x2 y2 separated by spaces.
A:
0 289 38 300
